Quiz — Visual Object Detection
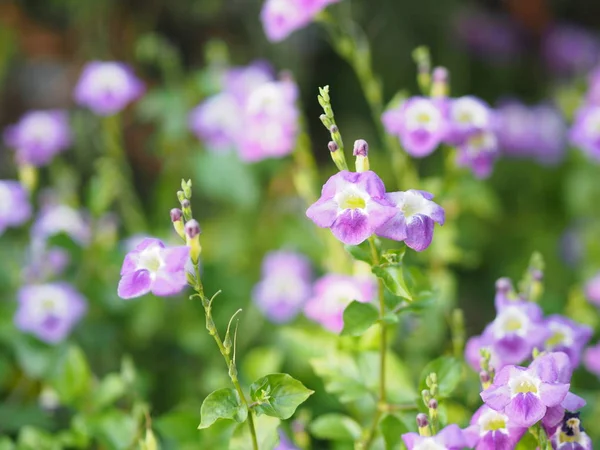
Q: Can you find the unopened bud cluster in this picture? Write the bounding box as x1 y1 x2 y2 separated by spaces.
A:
479 348 494 389
318 86 348 171
172 179 202 263
417 372 439 437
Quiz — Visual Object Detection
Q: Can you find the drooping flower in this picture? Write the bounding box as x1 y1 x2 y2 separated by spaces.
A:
584 273 600 306
118 238 190 299
583 342 600 378
382 97 447 158
569 105 600 161
261 0 338 43
74 61 145 115
252 250 312 323
481 352 571 428
306 171 397 246
456 129 499 179
550 412 593 450
543 315 592 368
15 283 87 344
402 424 467 450
445 96 494 145
0 180 31 235
3 110 71 166
542 24 600 76
375 190 445 251
304 274 376 333
463 405 527 450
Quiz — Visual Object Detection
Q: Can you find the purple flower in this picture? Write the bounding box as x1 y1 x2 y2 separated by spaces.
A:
306 171 397 246
261 0 338 42
481 352 571 428
456 129 499 179
465 334 502 373
550 412 592 450
543 315 592 368
463 405 527 450
586 65 600 105
252 251 312 323
304 274 376 333
188 93 241 152
22 247 70 283
480 301 548 367
15 283 87 344
275 431 299 450
224 62 274 103
382 97 447 158
0 181 31 234
542 24 600 76
3 110 71 166
74 61 145 116
118 238 190 299
31 204 91 248
583 342 600 378
375 190 445 251
584 273 600 306
402 424 467 450
569 105 600 161
445 96 494 145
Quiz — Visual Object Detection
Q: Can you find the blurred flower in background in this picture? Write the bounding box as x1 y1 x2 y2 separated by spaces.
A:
261 0 339 42
542 24 600 77
0 180 31 235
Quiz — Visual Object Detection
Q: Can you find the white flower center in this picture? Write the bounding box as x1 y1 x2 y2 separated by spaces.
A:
406 101 442 132
464 131 497 155
137 246 164 274
493 306 529 338
335 186 368 211
452 98 489 128
479 409 509 434
413 438 446 450
246 82 283 116
584 108 600 136
90 64 128 93
398 191 430 218
545 322 574 349
23 113 58 143
202 94 239 131
324 281 365 311
509 372 540 397
29 287 68 322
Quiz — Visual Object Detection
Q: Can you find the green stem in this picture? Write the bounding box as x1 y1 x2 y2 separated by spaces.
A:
360 237 387 450
195 274 259 450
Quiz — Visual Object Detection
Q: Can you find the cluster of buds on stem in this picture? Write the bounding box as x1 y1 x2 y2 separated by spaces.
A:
318 85 348 171
171 179 202 264
479 348 494 390
418 372 439 436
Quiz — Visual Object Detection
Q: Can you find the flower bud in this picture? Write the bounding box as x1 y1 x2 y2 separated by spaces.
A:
431 66 449 98
416 413 431 437
328 141 339 153
185 219 201 239
531 269 543 281
181 199 192 221
177 190 185 204
185 219 202 263
480 370 492 389
495 277 512 293
330 124 338 135
181 179 192 199
170 208 185 240
353 139 370 172
428 398 438 410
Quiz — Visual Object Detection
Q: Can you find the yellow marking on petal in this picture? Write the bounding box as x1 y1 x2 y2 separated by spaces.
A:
340 195 366 210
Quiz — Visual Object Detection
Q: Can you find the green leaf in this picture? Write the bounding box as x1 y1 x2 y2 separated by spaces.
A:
89 411 137 450
50 345 92 406
249 373 314 420
199 388 248 429
418 356 463 398
17 426 59 450
341 301 379 336
344 241 373 264
242 347 284 382
380 414 409 450
372 264 412 301
230 415 280 450
309 414 362 441
91 374 127 410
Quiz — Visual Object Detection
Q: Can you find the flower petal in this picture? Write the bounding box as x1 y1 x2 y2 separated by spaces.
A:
306 198 338 228
538 382 570 407
405 214 434 251
481 384 511 411
151 271 188 297
505 393 546 427
118 269 152 299
330 209 371 245
162 246 191 272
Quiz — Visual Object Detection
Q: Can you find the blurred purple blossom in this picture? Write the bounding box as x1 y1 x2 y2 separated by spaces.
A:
583 342 600 378
463 405 527 450
3 110 71 166
32 204 91 248
252 250 312 323
304 273 376 333
15 282 87 344
569 105 600 161
74 61 145 116
542 24 600 76
543 315 592 368
456 130 499 179
403 424 467 450
0 180 31 235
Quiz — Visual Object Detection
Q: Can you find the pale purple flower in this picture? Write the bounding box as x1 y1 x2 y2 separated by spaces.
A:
304 274 376 333
481 352 571 428
15 283 87 344
252 251 312 323
543 315 592 367
3 110 71 166
375 190 445 251
261 0 338 42
188 92 241 152
569 105 600 161
402 424 467 450
463 405 527 450
584 273 600 306
306 171 397 246
550 412 592 450
22 247 70 283
224 61 273 103
465 334 502 373
586 65 600 106
445 96 494 145
238 79 299 162
0 181 31 234
74 61 145 115
275 431 299 450
583 342 600 378
479 301 548 367
382 97 447 158
542 24 600 76
456 129 499 179
118 238 190 299
32 204 91 247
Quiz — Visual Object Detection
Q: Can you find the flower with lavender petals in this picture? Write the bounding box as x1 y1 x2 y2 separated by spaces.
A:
543 315 592 367
261 0 338 43
306 171 397 246
481 352 571 428
583 342 600 378
375 190 445 251
382 97 447 158
32 204 91 248
118 238 190 299
445 96 494 145
74 61 145 116
15 283 87 344
586 65 600 105
402 424 467 450
465 334 502 373
252 250 312 323
463 405 527 450
542 24 600 76
456 129 499 179
304 274 376 333
584 273 600 306
569 105 600 161
0 181 31 235
224 61 273 103
550 412 592 450
3 110 71 166
22 247 70 283
188 92 241 152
